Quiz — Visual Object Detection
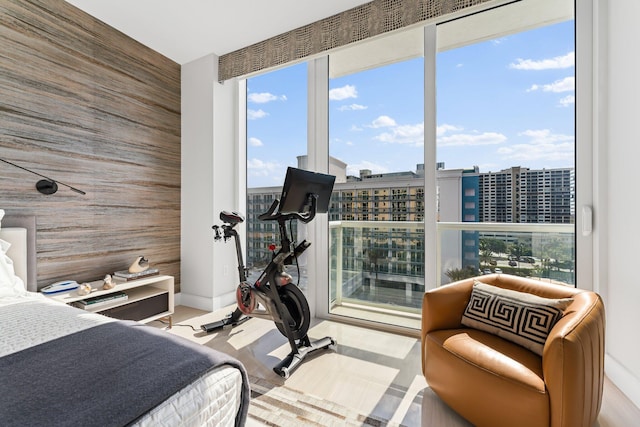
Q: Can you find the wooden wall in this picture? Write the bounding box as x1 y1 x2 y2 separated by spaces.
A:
0 0 182 291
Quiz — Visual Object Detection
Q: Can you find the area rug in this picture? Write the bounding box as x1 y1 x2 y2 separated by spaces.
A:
248 375 404 427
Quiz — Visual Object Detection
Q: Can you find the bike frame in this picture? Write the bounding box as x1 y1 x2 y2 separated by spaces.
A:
203 195 336 378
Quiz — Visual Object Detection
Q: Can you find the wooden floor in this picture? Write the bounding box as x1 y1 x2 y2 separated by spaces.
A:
159 305 639 427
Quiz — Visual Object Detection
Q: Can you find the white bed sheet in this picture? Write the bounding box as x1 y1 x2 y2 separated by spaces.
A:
0 294 244 427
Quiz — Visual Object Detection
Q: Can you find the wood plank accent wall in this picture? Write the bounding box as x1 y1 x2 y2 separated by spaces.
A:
0 0 182 291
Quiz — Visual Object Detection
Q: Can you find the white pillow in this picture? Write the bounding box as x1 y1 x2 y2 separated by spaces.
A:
462 281 572 355
0 235 27 297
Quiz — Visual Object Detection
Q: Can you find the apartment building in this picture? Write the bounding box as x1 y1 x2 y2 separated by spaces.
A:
480 166 575 224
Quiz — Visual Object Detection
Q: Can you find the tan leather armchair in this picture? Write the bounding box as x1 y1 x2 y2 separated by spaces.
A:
421 274 605 427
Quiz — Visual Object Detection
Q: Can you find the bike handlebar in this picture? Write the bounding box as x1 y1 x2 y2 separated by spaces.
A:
258 199 280 221
257 194 318 224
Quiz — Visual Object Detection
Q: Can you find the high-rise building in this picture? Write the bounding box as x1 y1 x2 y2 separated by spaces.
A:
479 167 575 224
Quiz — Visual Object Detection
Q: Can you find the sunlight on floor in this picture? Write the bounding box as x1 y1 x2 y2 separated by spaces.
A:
161 304 431 425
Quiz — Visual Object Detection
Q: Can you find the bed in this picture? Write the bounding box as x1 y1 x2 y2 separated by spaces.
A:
0 210 249 427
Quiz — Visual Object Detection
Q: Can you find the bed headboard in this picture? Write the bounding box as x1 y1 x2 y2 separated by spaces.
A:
0 215 37 292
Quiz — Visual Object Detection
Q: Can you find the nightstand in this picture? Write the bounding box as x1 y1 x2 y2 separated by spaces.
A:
44 275 174 325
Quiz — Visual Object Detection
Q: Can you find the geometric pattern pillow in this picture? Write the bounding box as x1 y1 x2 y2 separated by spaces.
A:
461 281 573 355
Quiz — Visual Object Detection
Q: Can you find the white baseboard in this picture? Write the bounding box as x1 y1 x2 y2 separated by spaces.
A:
605 354 640 409
177 290 236 312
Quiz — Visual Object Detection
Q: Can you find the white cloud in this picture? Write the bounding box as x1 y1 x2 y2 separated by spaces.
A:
248 137 263 147
370 115 397 128
497 129 574 162
438 132 507 147
372 121 505 148
559 95 575 107
518 129 574 143
329 84 358 101
247 109 268 120
332 137 354 146
375 122 424 145
528 76 574 93
350 124 363 131
247 92 287 103
346 160 390 176
509 51 574 70
247 158 281 180
338 103 367 111
437 124 463 136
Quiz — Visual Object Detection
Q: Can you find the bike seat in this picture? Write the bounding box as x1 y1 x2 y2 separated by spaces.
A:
220 211 245 225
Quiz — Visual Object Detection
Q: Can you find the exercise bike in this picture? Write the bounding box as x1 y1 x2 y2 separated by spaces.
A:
201 167 337 378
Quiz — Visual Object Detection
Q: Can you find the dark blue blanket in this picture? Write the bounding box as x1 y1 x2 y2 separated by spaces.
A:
0 321 249 427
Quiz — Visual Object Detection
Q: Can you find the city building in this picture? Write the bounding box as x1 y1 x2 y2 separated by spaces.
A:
480 167 575 224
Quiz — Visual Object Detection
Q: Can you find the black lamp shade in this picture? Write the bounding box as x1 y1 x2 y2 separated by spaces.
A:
36 179 58 195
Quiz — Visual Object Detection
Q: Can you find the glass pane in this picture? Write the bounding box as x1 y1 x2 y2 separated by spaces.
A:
245 63 308 292
328 53 425 327
436 12 576 286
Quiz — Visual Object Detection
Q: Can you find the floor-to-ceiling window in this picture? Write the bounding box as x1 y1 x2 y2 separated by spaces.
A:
245 63 309 292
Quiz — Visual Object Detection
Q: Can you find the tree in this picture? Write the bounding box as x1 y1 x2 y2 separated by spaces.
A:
479 238 507 265
479 239 492 266
508 241 528 266
445 266 478 283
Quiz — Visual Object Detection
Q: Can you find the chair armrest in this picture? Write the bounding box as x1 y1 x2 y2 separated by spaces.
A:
421 278 474 377
422 278 474 335
543 291 605 427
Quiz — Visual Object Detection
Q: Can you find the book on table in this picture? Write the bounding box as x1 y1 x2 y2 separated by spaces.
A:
72 291 128 310
113 268 159 281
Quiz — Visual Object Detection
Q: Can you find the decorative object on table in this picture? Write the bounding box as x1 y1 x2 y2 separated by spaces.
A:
102 274 115 290
113 267 160 281
128 256 150 273
77 282 93 296
41 280 79 294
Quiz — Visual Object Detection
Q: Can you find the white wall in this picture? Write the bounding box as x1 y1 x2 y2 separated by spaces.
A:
181 54 241 311
601 0 640 408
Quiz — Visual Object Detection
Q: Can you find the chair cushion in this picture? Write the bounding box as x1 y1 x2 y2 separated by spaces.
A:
461 281 572 355
425 328 548 427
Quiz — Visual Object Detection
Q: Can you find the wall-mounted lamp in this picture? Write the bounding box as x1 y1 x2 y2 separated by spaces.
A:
0 158 86 195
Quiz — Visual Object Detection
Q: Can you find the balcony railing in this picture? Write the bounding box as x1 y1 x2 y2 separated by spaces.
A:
329 220 575 325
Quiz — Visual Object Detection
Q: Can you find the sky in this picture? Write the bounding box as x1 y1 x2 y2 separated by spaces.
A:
246 19 575 188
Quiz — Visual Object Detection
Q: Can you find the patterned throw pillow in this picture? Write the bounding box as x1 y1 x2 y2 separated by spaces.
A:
461 281 573 355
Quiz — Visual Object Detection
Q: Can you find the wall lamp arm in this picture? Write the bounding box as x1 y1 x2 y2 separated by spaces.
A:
0 158 86 195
